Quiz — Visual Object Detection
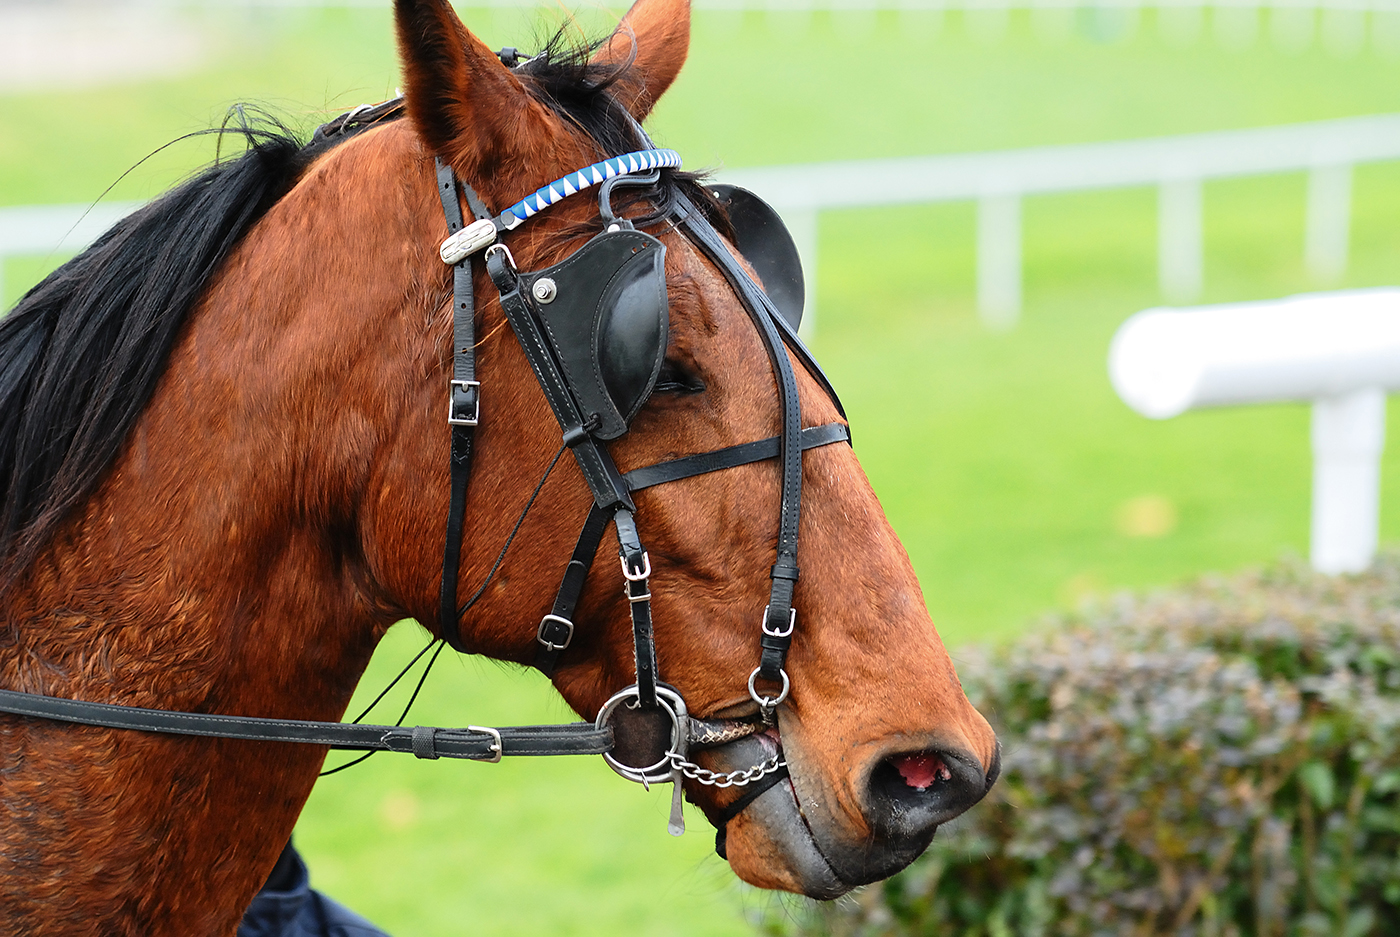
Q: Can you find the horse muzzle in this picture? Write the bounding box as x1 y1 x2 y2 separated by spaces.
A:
698 722 1001 898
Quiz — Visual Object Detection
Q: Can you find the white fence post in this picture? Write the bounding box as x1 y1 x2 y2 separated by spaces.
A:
1158 176 1203 302
1305 162 1351 284
1311 387 1385 574
783 206 820 341
977 192 1021 329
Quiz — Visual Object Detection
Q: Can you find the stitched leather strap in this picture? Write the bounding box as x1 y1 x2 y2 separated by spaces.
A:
712 763 791 859
672 193 805 683
436 157 491 653
532 504 612 676
0 688 612 759
614 508 659 708
623 423 849 493
530 423 849 677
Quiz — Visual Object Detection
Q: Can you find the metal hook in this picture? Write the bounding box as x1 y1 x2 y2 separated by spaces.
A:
599 168 662 229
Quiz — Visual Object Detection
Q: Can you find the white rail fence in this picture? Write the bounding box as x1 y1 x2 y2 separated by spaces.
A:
168 0 1400 58
0 202 142 308
1109 288 1400 574
4 114 1399 331
723 112 1400 333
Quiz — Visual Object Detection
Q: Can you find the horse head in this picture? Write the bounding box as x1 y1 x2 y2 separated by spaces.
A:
0 0 997 928
381 0 1000 896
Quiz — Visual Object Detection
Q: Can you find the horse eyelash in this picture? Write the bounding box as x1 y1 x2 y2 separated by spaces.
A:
655 360 705 395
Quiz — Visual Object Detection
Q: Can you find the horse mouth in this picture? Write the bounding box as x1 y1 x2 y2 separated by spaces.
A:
696 730 850 899
696 722 999 898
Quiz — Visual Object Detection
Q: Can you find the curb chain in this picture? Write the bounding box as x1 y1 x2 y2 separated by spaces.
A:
666 751 786 788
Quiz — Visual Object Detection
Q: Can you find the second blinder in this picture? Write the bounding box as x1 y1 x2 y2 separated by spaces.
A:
509 182 807 444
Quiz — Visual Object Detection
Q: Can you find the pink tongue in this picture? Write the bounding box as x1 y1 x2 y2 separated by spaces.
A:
892 753 947 791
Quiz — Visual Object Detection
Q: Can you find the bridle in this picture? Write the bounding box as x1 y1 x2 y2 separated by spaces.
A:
0 95 850 855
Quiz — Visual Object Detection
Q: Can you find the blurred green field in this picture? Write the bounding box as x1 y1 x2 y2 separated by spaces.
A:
3 3 1400 934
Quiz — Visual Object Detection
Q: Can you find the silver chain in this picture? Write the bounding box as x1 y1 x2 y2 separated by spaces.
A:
666 751 786 788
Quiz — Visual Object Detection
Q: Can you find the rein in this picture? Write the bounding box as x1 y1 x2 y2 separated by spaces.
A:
0 97 850 851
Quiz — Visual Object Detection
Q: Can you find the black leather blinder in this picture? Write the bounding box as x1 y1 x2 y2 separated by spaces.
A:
521 229 669 441
709 184 805 332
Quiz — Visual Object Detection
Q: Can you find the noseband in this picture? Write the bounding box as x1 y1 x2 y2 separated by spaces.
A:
0 99 850 855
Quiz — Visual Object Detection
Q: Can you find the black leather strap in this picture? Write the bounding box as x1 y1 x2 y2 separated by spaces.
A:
622 423 849 493
673 193 804 683
528 423 848 678
614 508 658 708
0 688 612 759
436 158 491 653
532 504 612 676
712 763 791 859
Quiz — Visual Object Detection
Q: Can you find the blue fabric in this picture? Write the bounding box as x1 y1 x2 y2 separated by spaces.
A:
238 843 389 937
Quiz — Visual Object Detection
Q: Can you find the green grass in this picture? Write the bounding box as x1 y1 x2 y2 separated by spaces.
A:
4 4 1400 934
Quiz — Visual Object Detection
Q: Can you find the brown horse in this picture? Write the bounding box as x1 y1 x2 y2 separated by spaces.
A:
0 0 998 933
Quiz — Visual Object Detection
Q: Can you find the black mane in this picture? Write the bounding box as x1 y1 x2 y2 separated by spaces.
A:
0 38 725 588
0 115 316 586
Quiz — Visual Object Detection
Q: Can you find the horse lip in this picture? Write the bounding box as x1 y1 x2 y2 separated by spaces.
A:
697 733 850 899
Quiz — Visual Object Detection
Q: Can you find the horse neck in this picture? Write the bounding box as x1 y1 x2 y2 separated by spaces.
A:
0 124 457 933
0 122 440 723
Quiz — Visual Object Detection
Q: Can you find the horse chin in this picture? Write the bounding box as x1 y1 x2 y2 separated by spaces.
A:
701 735 850 899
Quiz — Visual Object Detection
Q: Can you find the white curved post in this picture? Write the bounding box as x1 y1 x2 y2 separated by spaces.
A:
1110 288 1400 574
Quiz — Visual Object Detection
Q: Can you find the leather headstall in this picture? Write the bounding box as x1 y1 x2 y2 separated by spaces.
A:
0 94 852 849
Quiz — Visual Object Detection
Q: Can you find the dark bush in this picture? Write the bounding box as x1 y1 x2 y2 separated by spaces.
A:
767 555 1400 937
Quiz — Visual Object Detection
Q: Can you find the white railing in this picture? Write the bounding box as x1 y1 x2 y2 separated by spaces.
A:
1109 288 1400 574
722 113 1400 333
186 0 1400 9
6 114 1399 330
0 202 142 308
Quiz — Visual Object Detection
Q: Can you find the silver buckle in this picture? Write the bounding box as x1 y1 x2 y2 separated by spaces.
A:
467 725 502 763
536 614 574 652
448 380 480 426
619 551 651 582
439 217 498 265
761 605 797 639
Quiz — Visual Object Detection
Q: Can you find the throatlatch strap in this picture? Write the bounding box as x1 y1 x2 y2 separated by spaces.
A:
436 157 491 653
533 504 612 676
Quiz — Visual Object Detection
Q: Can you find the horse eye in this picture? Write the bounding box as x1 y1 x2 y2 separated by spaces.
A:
654 360 705 395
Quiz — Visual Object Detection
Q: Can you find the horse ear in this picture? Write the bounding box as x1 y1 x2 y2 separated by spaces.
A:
592 0 692 120
395 0 553 178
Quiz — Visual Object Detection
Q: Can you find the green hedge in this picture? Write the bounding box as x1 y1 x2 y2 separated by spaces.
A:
768 556 1400 937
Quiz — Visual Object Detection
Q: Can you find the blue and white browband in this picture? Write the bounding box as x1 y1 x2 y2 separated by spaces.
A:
440 148 683 266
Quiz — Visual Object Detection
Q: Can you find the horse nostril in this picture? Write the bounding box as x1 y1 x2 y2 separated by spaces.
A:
866 748 991 841
890 752 953 791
